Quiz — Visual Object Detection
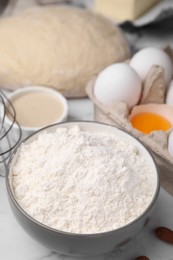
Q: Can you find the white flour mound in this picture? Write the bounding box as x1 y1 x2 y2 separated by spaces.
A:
11 126 155 234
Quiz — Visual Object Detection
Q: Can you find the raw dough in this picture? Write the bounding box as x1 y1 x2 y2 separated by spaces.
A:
0 6 130 97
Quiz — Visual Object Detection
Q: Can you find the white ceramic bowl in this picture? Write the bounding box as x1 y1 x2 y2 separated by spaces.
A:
4 86 68 136
6 121 160 256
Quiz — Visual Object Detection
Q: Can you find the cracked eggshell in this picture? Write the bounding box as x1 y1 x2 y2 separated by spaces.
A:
129 103 173 126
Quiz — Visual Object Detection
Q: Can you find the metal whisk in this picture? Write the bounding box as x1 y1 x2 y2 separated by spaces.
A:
0 90 22 176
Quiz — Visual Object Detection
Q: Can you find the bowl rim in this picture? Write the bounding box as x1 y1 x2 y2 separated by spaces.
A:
6 121 160 237
4 85 68 131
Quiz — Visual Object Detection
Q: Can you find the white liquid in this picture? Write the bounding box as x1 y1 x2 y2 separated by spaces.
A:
8 91 64 127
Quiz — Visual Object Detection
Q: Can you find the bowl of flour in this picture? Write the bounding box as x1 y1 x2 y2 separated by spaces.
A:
6 121 160 256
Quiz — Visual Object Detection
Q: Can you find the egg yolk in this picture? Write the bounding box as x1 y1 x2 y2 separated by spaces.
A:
130 112 172 134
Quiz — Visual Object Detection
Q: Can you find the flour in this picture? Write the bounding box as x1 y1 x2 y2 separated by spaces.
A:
11 126 155 234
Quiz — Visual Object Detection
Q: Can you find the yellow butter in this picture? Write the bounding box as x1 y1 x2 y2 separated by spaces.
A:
94 0 160 21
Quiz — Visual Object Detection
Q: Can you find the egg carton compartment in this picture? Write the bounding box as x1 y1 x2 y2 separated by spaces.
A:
86 46 173 195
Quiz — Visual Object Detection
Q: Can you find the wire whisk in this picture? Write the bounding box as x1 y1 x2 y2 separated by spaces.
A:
0 90 22 176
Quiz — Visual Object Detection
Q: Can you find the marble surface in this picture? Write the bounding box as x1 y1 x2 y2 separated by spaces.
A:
0 98 173 260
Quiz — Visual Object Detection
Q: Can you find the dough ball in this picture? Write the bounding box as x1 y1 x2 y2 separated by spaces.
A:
0 6 130 97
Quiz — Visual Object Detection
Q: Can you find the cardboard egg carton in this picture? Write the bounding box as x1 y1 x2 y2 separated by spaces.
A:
86 46 173 185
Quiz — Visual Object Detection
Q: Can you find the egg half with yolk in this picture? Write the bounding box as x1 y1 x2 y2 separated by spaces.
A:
129 104 173 134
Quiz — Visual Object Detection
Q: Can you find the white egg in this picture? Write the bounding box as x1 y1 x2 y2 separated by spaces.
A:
130 47 173 85
94 63 142 109
166 80 173 105
168 130 173 157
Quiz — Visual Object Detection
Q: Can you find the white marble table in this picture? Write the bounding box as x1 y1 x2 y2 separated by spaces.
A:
1 98 173 260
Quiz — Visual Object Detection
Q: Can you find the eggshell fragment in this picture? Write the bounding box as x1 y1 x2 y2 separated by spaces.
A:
129 104 173 127
168 130 173 157
166 80 173 105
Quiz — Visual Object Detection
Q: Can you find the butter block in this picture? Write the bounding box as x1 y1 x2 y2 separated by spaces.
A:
94 0 160 21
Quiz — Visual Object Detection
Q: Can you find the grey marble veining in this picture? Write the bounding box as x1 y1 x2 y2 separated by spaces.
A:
68 98 94 122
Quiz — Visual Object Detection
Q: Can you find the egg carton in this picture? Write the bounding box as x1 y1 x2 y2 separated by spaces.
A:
86 45 173 194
